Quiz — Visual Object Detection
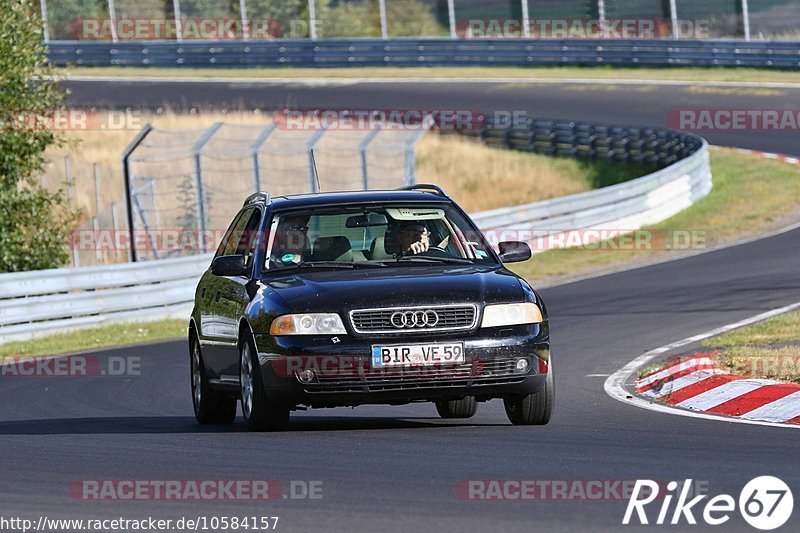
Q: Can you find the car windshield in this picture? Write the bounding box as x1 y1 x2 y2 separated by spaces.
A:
263 203 498 271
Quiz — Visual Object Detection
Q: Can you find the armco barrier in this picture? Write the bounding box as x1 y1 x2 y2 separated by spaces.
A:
0 121 710 344
0 254 210 342
47 38 800 69
466 117 711 239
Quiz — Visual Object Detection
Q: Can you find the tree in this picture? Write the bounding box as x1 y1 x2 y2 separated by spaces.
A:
0 0 80 272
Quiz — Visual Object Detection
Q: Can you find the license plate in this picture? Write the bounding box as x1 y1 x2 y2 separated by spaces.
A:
371 342 465 368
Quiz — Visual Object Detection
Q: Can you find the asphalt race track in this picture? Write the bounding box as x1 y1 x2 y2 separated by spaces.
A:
64 77 800 155
2 78 799 531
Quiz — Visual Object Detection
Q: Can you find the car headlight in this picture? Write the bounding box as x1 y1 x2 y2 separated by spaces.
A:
269 313 347 335
481 303 543 328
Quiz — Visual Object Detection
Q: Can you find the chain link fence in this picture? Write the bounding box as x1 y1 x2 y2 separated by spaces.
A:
122 120 429 262
40 0 800 42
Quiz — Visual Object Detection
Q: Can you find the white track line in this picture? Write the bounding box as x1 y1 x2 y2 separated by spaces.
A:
59 75 800 90
604 300 800 429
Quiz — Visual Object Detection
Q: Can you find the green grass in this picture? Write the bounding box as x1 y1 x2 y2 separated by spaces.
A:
700 311 800 383
0 319 186 359
704 312 800 348
58 65 800 84
511 148 800 283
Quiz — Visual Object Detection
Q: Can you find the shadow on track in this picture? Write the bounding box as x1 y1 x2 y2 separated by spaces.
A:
0 416 506 435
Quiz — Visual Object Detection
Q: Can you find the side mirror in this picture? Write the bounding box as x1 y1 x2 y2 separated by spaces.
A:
498 241 532 263
210 254 248 277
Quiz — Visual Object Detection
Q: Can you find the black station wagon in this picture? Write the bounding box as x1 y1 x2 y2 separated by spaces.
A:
189 185 553 431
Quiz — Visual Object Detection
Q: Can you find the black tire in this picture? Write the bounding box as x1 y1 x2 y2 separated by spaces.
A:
504 363 555 426
239 334 290 432
190 332 237 424
435 396 477 419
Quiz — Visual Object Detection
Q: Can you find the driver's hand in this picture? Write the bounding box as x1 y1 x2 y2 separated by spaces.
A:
407 240 429 255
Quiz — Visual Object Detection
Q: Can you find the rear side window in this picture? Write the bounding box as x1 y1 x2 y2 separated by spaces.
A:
215 208 262 264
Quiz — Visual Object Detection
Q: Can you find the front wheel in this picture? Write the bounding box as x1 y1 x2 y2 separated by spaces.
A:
435 396 477 419
240 336 290 432
190 333 236 424
504 362 554 425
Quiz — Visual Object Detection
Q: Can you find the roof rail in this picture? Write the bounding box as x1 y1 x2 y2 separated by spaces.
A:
398 184 448 197
243 192 272 207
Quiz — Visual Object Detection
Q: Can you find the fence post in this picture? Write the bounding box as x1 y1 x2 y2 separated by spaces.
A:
92 217 102 264
191 122 223 253
597 0 607 38
39 0 50 43
403 117 434 185
306 128 326 193
359 129 380 190
668 0 679 38
308 0 318 40
173 0 183 42
111 202 120 261
121 123 154 262
93 163 102 219
239 0 250 40
741 0 751 41
64 156 73 200
107 0 118 42
250 123 277 192
378 0 388 39
521 0 530 38
447 0 456 38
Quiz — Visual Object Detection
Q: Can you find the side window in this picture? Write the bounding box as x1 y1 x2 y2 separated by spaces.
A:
215 208 255 259
214 210 246 259
235 209 263 267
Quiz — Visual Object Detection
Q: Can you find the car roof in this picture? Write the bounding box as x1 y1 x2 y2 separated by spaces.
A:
266 190 452 210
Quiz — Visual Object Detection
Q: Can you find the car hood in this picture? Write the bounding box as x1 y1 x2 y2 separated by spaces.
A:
261 265 527 313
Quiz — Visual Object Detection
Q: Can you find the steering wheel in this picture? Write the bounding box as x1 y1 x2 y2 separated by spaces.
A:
417 245 449 257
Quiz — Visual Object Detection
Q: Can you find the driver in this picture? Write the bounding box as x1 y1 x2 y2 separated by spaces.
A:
270 214 310 265
396 221 430 256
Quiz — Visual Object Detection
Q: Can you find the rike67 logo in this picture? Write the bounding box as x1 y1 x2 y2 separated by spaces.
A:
623 477 793 530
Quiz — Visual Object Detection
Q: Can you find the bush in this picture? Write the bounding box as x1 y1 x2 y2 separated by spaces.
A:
0 0 79 273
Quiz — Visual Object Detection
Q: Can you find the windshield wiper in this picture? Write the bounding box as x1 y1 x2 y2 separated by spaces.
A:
396 256 474 264
269 261 386 272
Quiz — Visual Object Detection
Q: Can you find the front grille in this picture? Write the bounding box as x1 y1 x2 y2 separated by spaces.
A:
303 358 524 393
349 304 477 334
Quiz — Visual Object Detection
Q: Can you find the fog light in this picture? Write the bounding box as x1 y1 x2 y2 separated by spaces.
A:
297 369 316 383
515 358 530 373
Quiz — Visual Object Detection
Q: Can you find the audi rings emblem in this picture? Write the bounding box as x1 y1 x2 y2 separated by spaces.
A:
390 310 439 328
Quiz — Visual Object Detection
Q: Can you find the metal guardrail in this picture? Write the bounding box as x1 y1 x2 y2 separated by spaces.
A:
0 119 710 344
47 38 800 69
468 117 711 248
0 254 210 342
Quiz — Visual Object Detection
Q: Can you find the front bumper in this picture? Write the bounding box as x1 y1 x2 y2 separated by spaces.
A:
254 323 550 408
